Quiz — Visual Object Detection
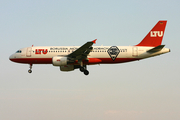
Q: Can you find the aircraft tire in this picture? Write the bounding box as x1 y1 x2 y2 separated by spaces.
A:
84 70 89 75
80 67 85 72
28 69 32 73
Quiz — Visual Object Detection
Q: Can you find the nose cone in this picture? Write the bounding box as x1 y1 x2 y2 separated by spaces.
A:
9 54 15 62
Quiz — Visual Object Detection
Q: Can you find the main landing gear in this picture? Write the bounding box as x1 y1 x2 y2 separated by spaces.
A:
79 62 89 75
28 64 32 73
80 66 89 75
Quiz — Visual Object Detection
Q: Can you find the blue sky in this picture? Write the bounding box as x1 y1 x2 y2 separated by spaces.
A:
0 0 180 120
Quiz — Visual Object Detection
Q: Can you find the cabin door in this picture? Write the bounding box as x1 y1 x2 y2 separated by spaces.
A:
26 47 32 57
132 47 138 57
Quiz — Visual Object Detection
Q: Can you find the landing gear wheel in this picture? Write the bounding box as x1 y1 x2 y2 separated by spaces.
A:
28 69 32 73
80 67 85 72
28 64 33 73
79 62 89 75
84 70 89 75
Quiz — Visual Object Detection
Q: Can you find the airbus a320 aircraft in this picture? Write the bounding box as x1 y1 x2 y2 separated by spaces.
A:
9 20 170 75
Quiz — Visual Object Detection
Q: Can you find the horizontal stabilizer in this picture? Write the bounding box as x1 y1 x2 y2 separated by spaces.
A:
147 45 165 53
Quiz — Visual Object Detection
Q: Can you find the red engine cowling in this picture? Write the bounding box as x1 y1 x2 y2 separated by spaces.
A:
52 56 68 66
60 65 74 71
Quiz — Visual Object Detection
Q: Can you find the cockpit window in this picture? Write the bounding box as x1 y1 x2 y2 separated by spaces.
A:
16 50 22 53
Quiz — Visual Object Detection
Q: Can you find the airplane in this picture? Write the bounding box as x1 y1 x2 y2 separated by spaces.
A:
9 20 170 75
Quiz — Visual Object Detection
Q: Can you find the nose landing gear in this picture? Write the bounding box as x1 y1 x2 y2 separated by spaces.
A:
28 64 32 73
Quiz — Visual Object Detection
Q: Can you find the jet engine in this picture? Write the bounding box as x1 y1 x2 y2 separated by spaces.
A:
52 56 69 66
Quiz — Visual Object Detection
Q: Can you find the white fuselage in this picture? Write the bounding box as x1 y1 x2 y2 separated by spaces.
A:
9 46 170 65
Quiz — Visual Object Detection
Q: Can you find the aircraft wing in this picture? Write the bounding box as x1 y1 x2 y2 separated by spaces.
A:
67 39 97 61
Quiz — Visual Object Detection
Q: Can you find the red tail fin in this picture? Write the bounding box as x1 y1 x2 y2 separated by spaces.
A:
136 20 167 47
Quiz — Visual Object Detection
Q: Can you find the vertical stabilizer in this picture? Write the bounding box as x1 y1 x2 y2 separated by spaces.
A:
136 21 167 47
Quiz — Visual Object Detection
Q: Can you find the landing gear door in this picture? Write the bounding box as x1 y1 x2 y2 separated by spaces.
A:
132 47 138 57
26 47 32 57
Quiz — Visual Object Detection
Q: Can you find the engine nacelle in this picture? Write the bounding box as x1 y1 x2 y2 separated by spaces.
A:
52 56 68 66
60 65 74 71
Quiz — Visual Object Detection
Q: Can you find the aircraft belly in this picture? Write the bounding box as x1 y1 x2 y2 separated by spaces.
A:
99 58 140 64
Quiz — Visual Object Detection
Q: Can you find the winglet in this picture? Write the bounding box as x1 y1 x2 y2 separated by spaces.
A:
92 39 97 44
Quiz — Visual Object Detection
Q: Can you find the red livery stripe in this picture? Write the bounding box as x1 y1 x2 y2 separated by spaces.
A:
10 58 140 65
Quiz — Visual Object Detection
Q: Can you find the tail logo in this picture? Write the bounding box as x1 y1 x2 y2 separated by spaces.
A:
150 31 163 37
